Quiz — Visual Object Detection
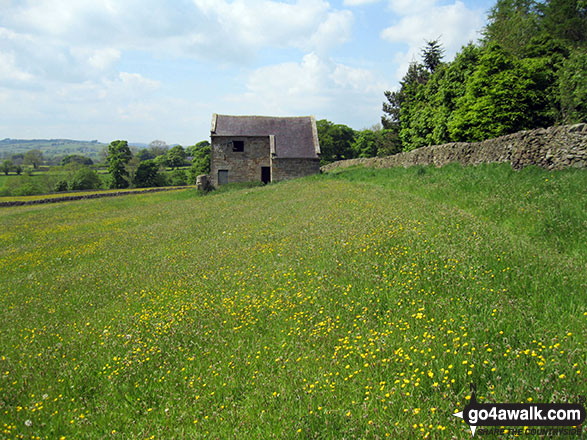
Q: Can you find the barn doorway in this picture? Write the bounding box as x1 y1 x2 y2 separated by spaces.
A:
218 170 228 185
261 167 271 184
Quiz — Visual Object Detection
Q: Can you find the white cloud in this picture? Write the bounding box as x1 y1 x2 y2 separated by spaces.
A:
343 0 381 6
0 51 35 84
229 53 389 127
381 0 484 81
87 48 121 70
5 0 354 63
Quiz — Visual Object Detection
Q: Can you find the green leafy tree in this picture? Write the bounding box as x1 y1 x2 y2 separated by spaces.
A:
190 143 211 176
186 140 210 157
1 159 14 175
421 39 445 73
69 167 102 190
15 165 23 175
133 160 162 188
23 149 44 169
167 145 186 169
316 120 357 165
61 154 93 166
483 0 540 57
538 0 587 46
148 140 169 158
154 154 170 169
107 140 132 189
352 130 378 158
448 43 549 142
137 149 154 161
375 129 403 156
170 169 188 186
558 49 587 123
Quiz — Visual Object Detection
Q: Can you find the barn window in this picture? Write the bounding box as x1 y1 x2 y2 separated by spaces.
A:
232 140 244 152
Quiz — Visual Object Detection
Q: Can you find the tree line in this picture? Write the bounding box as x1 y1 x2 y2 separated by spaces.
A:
381 0 586 150
317 0 585 165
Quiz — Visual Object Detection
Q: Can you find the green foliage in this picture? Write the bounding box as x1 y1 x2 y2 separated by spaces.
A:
167 145 186 169
537 0 587 45
186 140 210 157
558 49 587 123
421 39 445 73
107 140 132 189
351 129 402 158
54 180 68 192
137 149 155 161
316 119 357 165
483 0 540 57
1 159 14 175
383 0 585 150
23 149 44 169
133 160 163 188
448 43 551 141
170 169 188 186
69 167 102 191
154 154 170 169
61 154 93 166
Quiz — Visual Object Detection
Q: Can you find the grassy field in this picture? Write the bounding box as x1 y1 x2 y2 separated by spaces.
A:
0 163 585 439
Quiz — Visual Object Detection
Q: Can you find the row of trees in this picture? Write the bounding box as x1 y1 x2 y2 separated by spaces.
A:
382 0 586 150
105 140 211 189
316 120 402 165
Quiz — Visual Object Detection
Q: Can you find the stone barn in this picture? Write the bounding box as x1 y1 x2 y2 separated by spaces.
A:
209 114 321 187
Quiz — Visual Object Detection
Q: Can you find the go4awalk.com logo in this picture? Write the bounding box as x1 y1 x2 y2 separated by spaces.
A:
453 385 586 436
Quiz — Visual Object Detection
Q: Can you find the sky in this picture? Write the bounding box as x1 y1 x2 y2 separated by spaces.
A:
0 0 496 146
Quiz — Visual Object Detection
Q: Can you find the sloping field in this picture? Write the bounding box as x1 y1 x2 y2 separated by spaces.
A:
0 164 585 439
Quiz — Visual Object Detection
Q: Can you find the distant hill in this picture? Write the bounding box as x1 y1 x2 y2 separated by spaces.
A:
0 138 108 160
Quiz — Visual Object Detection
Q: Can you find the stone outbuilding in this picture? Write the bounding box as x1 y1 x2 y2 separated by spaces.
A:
209 114 321 187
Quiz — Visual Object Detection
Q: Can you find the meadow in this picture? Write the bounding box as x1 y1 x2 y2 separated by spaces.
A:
0 163 585 439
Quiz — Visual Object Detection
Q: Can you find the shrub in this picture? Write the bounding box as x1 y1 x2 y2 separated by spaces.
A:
69 167 103 191
170 169 187 186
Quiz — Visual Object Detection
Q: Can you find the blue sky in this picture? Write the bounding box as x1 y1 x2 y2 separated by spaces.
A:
0 0 495 145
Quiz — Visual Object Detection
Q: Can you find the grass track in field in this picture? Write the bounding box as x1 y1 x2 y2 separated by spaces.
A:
0 163 585 439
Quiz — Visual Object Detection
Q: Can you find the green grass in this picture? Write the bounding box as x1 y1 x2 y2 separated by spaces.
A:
0 164 585 439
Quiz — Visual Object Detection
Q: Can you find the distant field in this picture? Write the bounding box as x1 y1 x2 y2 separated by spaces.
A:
0 164 585 439
0 139 107 160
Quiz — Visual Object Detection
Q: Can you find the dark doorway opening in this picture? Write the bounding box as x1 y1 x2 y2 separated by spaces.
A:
218 170 228 185
261 167 271 184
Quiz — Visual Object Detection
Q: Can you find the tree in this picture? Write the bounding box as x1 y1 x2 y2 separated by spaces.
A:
167 145 186 169
1 159 13 175
316 120 357 165
61 154 93 166
148 140 169 158
352 130 378 158
69 167 102 190
23 149 44 169
558 49 587 123
482 0 540 57
448 43 549 142
133 160 163 188
137 149 154 161
538 0 587 46
190 143 211 176
154 154 170 169
421 39 445 73
107 140 132 189
186 140 210 157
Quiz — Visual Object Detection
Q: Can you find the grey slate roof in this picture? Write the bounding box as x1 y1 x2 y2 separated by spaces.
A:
211 114 320 159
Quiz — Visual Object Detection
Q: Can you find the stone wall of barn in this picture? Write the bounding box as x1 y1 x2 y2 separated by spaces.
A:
271 158 321 182
321 123 587 173
210 136 270 187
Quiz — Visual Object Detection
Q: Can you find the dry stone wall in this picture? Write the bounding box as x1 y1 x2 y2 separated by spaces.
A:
321 124 587 173
271 158 321 182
